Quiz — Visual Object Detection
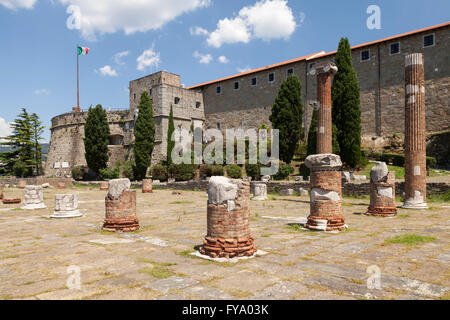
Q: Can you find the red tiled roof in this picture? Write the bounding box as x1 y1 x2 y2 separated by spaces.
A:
188 21 449 90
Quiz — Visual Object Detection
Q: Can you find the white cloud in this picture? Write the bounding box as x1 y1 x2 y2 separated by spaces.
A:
206 0 296 48
137 47 160 71
218 55 229 63
57 0 211 40
34 88 51 95
0 0 37 10
237 66 252 73
189 26 209 36
0 117 12 140
113 51 129 65
193 51 213 64
96 65 118 77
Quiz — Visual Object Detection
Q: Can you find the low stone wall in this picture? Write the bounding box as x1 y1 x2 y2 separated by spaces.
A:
0 177 73 188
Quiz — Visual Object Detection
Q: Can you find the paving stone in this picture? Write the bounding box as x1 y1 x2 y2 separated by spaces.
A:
215 270 278 293
248 281 308 300
143 276 199 293
183 285 233 299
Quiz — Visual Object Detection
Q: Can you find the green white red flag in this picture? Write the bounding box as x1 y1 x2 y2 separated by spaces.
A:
78 46 89 55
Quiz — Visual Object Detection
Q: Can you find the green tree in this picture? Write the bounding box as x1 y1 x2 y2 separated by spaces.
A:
83 104 110 175
166 104 175 165
30 113 45 175
306 105 318 157
269 74 304 164
332 37 362 168
134 91 155 180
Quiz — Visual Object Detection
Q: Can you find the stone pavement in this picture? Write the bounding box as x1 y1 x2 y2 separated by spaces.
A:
0 185 448 300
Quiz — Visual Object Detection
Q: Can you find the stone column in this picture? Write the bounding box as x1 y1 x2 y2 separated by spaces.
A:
403 53 428 210
142 179 153 193
21 185 47 210
251 183 267 201
366 162 397 216
305 154 346 231
200 177 257 258
100 181 109 191
310 62 338 154
102 179 139 232
51 194 82 218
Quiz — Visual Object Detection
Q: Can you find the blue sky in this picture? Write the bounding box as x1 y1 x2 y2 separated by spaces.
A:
0 0 449 141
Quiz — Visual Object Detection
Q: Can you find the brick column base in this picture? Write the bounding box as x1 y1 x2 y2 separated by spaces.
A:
305 215 346 231
102 190 139 232
142 179 153 193
199 235 257 259
100 182 109 191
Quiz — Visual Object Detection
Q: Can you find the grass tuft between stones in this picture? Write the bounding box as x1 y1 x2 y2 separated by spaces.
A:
384 234 436 246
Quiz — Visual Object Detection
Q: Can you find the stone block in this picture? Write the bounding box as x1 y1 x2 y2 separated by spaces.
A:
207 176 238 205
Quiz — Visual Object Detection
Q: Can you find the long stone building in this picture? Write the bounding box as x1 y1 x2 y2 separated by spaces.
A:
45 22 449 176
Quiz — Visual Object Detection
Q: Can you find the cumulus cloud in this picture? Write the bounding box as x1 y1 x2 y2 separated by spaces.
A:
237 66 252 73
0 117 12 140
34 88 51 95
218 55 229 63
56 0 211 40
193 51 213 64
0 0 37 10
207 0 296 48
137 46 160 71
96 65 118 77
189 26 209 36
113 51 129 65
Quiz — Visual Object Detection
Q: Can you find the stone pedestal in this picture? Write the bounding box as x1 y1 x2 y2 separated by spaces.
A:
366 162 397 216
310 62 338 154
51 194 82 218
100 182 109 191
58 182 66 189
251 183 267 201
305 154 345 231
142 179 153 193
21 185 47 210
200 177 257 258
102 179 139 232
402 53 428 210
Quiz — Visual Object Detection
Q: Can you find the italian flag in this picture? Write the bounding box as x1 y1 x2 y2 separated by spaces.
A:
78 46 89 56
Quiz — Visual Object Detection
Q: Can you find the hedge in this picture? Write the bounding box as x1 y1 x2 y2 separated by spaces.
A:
225 164 242 179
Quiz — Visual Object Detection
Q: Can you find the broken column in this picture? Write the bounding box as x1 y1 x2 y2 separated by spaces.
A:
200 176 257 258
403 53 428 210
142 179 153 193
251 183 267 201
51 194 82 218
366 162 397 217
21 185 47 210
305 154 346 231
102 178 139 232
310 62 338 154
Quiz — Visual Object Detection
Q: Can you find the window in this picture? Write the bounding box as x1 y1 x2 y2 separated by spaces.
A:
234 81 239 90
216 86 222 94
309 62 316 70
217 122 221 130
268 73 275 83
390 42 400 55
251 77 257 86
174 97 180 104
133 93 136 100
196 102 201 109
149 88 152 96
287 68 294 76
423 34 435 47
360 49 370 62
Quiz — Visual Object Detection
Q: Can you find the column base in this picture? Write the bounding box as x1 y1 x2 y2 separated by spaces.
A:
102 217 139 232
366 206 397 217
3 198 21 204
142 190 153 193
199 236 257 259
21 203 47 210
51 210 83 218
305 215 346 231
401 202 428 210
251 196 267 201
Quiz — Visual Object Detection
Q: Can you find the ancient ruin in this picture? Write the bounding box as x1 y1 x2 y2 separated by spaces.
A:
251 183 267 201
310 62 338 154
0 185 3 200
305 154 346 231
402 53 428 210
18 180 26 189
51 194 82 218
366 162 397 216
102 178 139 232
100 182 108 191
142 179 153 193
200 176 257 258
21 185 47 210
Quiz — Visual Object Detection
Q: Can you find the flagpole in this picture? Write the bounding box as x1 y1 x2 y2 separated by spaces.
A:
76 44 80 111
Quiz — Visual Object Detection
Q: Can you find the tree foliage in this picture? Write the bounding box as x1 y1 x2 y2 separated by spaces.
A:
269 74 304 164
306 104 318 157
134 91 155 180
83 104 110 175
166 104 175 165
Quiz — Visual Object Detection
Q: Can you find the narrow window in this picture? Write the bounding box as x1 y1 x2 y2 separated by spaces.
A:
234 81 239 90
360 49 370 62
174 97 180 104
196 102 201 109
287 68 294 76
149 88 152 96
268 73 275 83
390 42 400 55
423 34 435 47
217 122 221 130
251 77 257 86
309 62 316 70
216 86 221 94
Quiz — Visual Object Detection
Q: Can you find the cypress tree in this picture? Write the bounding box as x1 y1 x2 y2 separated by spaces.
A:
332 37 362 169
166 104 175 165
306 105 318 157
30 113 45 175
269 74 304 164
84 104 110 175
134 91 155 180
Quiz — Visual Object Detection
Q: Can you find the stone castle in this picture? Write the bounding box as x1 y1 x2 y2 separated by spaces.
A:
44 22 449 176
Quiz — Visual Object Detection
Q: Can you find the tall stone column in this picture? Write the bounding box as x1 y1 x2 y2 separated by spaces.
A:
200 177 257 258
366 162 397 216
402 53 428 210
310 62 338 154
305 154 346 231
102 179 139 232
